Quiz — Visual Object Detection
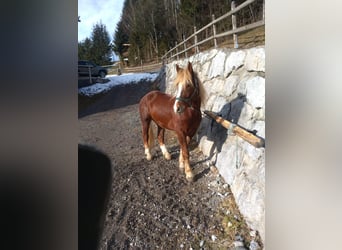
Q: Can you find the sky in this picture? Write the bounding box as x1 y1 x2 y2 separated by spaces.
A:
78 0 125 42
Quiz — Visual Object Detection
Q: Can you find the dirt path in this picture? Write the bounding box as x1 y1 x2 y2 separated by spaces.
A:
78 81 262 249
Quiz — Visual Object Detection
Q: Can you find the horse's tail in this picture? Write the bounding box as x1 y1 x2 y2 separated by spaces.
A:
148 122 154 148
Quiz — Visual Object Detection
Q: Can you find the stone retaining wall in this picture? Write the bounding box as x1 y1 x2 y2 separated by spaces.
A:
164 46 265 242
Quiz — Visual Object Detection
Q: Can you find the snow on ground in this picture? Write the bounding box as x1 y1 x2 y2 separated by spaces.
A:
79 72 159 97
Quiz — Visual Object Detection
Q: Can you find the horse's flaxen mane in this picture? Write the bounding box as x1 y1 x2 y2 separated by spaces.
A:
194 71 206 104
173 64 194 87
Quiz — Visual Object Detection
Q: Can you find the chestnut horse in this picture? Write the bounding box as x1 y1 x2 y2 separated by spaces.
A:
139 62 203 181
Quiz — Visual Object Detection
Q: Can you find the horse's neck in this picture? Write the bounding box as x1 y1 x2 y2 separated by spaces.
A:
192 95 201 110
193 76 201 109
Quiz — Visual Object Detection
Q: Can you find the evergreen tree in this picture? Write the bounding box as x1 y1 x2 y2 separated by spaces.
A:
113 20 129 61
78 22 112 65
90 21 112 65
78 37 92 60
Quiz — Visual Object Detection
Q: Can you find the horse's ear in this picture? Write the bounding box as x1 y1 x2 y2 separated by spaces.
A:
176 64 181 73
187 62 193 73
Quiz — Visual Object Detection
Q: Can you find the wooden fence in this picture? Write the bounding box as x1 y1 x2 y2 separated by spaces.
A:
103 61 162 75
161 0 265 63
120 62 162 74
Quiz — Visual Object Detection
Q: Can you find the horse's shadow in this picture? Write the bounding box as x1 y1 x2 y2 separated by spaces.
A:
194 94 247 181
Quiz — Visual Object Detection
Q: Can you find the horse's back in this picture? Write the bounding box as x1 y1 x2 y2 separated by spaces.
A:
140 91 173 110
141 90 171 101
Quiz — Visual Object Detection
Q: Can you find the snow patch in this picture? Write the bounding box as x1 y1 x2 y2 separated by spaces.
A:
79 72 159 97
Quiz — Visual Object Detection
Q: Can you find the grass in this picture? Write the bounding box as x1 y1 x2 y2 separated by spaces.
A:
217 194 264 249
218 25 265 49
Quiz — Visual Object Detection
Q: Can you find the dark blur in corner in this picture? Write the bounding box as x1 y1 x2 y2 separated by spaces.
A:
0 0 77 249
78 145 112 250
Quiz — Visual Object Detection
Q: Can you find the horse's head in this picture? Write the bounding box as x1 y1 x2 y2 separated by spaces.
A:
173 62 198 114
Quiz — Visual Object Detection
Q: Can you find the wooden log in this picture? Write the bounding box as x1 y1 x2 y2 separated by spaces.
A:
204 110 265 148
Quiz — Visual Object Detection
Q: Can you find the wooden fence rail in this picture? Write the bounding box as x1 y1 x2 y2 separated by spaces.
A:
103 62 163 74
162 0 264 63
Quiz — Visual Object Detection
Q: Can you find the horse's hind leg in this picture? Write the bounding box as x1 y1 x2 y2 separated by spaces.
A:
157 126 171 160
145 125 153 161
140 114 153 160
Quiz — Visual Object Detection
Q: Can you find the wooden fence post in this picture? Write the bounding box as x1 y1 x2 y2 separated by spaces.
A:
231 0 239 48
194 26 199 53
212 14 217 48
183 35 187 58
176 41 179 60
88 65 92 84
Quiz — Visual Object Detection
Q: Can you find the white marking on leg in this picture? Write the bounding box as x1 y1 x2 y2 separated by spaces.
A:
179 149 184 169
160 144 171 160
145 147 152 161
160 144 167 154
185 160 194 181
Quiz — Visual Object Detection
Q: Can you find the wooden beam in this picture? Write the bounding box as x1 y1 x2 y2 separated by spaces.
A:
204 110 265 148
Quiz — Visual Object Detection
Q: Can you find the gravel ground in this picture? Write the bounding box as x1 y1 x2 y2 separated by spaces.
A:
78 79 263 250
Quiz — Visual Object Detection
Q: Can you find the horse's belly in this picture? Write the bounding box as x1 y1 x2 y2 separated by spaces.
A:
152 110 201 136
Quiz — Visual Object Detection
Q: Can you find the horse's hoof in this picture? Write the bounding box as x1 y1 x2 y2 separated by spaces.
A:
186 174 194 182
164 152 171 160
146 154 152 161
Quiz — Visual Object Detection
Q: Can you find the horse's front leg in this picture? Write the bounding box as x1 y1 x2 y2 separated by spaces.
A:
177 132 193 182
157 126 171 160
179 136 192 169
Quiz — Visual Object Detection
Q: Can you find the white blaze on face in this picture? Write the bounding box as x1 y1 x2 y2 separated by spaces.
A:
173 83 183 113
